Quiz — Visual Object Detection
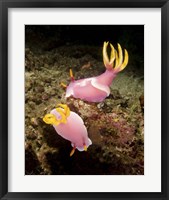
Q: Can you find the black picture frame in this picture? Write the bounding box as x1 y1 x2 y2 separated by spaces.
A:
0 0 168 199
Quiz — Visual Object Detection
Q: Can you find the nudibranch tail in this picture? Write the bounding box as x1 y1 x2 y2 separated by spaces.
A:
70 147 76 157
84 145 87 151
103 41 129 72
43 104 70 126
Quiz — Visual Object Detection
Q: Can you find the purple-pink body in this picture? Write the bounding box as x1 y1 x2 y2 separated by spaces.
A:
66 69 118 102
50 108 92 151
65 42 128 102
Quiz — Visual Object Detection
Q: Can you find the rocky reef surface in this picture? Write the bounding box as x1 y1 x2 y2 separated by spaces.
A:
25 28 144 175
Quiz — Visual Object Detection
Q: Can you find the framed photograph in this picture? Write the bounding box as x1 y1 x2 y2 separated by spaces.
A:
0 0 168 199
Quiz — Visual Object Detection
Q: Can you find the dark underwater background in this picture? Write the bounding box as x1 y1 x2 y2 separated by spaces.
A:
25 25 144 175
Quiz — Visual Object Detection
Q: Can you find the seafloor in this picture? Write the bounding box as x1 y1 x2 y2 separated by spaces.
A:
25 26 144 175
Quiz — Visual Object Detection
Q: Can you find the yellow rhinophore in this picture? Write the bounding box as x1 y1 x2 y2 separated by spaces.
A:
57 104 70 118
43 113 60 126
69 68 74 81
43 104 70 126
60 82 67 88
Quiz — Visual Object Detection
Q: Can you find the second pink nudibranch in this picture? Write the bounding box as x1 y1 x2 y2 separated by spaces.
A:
43 104 92 156
64 42 129 102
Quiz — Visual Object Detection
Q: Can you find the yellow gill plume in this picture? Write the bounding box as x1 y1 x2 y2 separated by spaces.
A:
103 41 129 71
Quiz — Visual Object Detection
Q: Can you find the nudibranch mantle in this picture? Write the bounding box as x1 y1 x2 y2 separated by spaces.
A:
43 104 92 156
65 42 129 102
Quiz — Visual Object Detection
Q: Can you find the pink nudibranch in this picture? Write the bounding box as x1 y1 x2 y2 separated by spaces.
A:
43 104 92 156
65 42 129 102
